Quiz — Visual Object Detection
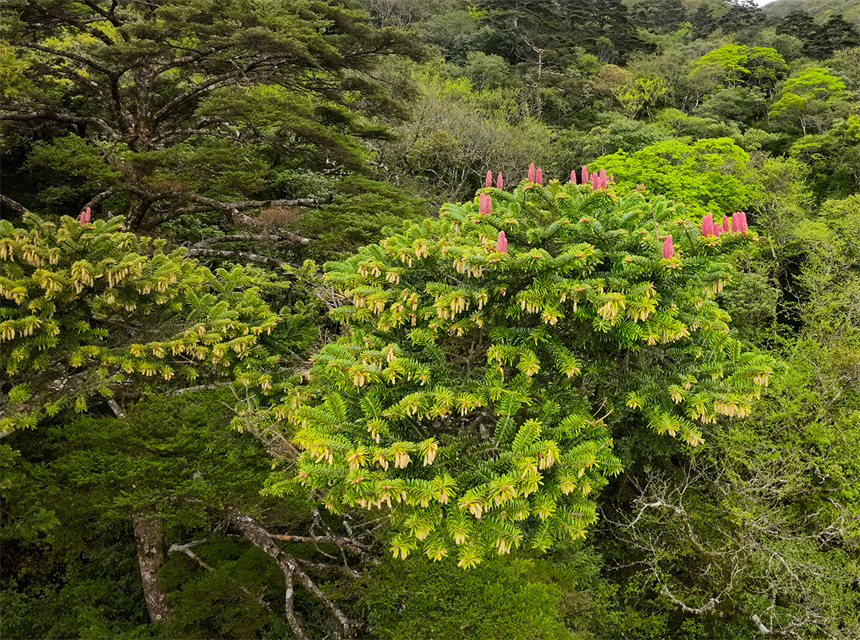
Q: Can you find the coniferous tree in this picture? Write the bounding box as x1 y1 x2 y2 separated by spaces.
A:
259 172 778 568
0 0 422 231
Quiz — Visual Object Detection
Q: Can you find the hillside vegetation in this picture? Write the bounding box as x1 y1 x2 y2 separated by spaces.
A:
2 1 859 639
764 0 860 25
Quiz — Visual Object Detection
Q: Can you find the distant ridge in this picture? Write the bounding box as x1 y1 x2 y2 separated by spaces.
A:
762 0 860 26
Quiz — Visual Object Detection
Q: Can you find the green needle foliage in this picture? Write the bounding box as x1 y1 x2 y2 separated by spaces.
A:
261 176 778 568
0 214 280 432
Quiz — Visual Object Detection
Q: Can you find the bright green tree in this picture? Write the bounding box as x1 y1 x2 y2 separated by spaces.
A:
769 67 848 135
591 137 756 216
692 44 787 96
259 175 777 568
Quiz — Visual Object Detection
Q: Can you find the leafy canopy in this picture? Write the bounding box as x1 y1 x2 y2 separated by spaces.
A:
1 0 419 227
591 137 756 216
262 176 777 568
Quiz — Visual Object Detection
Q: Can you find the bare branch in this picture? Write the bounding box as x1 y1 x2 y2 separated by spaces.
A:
189 230 310 248
166 384 227 397
82 187 117 213
167 539 214 570
170 197 323 217
225 509 360 639
106 398 125 418
272 533 371 558
0 194 32 216
185 248 289 267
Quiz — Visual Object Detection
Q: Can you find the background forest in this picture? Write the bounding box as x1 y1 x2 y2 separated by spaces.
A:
1 0 859 638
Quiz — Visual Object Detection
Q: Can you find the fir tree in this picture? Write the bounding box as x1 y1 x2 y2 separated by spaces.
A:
259 172 778 568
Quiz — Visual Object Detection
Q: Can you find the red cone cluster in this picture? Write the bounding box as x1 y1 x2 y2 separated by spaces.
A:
701 212 748 237
78 207 91 224
731 211 748 234
587 170 610 190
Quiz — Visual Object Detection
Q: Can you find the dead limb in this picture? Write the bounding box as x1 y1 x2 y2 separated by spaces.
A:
0 194 32 216
184 247 289 267
225 509 360 640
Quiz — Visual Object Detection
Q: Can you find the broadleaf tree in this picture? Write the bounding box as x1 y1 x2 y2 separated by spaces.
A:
259 171 778 568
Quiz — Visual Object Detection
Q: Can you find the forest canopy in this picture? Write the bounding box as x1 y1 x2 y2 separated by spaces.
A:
2 0 859 639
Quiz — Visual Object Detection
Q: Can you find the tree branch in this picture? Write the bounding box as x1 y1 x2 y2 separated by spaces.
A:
1 107 121 140
184 248 289 267
152 63 269 124
154 45 232 75
167 539 213 570
82 187 117 213
189 231 310 249
225 509 359 640
271 533 371 558
25 0 117 45
0 194 32 216
18 42 116 75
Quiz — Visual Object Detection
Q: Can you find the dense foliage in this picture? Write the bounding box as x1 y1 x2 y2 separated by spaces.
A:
0 214 278 433
2 0 859 638
274 177 776 569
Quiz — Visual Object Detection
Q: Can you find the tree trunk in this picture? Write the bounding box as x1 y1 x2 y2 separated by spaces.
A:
132 511 171 623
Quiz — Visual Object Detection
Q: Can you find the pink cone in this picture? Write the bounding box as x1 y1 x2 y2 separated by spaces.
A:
496 173 503 190
536 168 543 185
485 170 492 188
496 230 508 253
732 211 748 235
581 166 588 184
78 207 91 224
701 214 713 237
662 235 674 259
722 215 730 233
528 163 536 183
599 168 607 183
570 170 577 184
479 193 492 215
